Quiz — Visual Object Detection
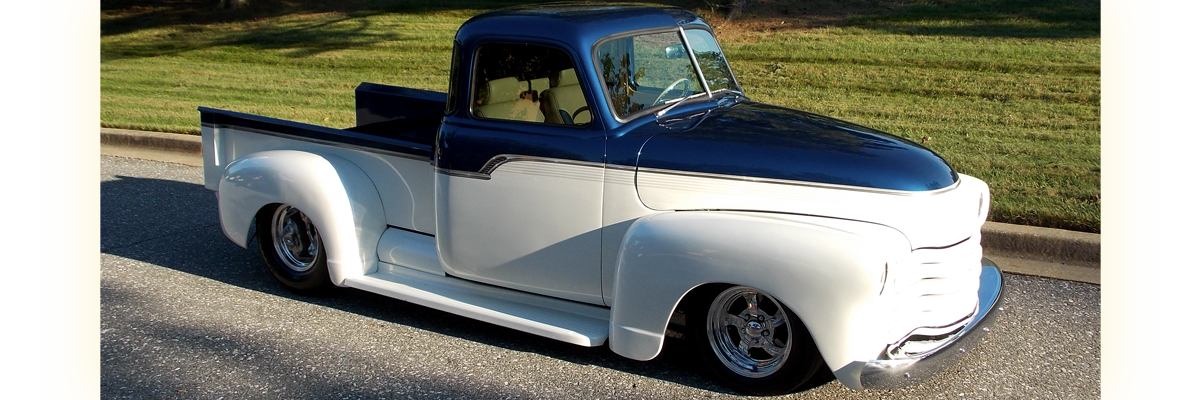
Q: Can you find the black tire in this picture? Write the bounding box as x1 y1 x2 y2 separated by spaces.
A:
688 285 825 396
256 204 333 295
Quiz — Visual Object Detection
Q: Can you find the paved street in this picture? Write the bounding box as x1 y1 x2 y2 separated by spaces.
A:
101 155 1100 399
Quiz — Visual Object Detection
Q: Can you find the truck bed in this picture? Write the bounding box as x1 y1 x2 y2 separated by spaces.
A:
200 82 445 235
199 82 445 161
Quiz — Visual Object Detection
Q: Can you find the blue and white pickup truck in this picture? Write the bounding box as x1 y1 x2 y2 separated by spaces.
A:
200 3 1003 395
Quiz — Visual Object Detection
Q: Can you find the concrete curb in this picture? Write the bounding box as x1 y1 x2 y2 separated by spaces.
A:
981 222 1100 266
102 128 201 154
100 128 1100 284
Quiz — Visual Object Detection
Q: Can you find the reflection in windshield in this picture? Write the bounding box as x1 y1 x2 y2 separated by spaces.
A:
684 29 736 92
596 28 738 120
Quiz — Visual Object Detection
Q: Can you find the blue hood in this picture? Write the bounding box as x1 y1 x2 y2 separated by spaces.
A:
635 101 958 192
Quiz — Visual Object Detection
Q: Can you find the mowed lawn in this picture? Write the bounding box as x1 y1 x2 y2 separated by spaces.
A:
101 0 1099 232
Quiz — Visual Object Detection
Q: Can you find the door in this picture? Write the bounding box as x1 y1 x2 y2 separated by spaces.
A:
435 41 606 305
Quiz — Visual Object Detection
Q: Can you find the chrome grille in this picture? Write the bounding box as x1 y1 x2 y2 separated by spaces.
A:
881 235 983 354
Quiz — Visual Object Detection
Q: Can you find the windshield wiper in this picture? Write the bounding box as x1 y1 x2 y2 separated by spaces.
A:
654 89 745 120
655 91 712 119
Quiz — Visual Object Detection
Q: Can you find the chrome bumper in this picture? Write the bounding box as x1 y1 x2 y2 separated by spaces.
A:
857 258 1005 390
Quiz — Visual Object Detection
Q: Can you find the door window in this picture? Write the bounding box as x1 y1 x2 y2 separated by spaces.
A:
471 43 590 126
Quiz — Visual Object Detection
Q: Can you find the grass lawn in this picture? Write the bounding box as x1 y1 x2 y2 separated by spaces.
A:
101 0 1100 232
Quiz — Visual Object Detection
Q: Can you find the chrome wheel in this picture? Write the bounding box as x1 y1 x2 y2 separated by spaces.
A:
707 286 793 378
271 205 322 273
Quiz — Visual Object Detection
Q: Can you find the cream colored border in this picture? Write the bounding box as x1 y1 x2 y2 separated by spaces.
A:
37 0 98 396
72 2 1123 396
1104 1 1161 396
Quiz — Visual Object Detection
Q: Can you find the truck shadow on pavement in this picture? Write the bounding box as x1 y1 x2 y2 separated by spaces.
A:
101 174 836 396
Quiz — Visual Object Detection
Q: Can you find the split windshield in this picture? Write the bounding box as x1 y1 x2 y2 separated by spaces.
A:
595 28 739 120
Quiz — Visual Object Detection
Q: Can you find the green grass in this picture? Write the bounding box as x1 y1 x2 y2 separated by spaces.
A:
100 0 1099 232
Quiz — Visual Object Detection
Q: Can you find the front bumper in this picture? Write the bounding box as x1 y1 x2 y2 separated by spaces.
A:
857 258 1005 390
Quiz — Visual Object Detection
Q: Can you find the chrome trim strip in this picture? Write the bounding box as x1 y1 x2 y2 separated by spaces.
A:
438 154 962 195
434 167 491 180
677 26 713 97
912 236 973 251
856 260 1005 390
478 154 606 175
437 155 606 180
883 311 974 359
202 122 431 162
605 164 637 172
636 166 962 196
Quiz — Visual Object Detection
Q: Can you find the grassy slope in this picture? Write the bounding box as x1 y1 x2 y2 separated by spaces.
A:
100 0 1099 232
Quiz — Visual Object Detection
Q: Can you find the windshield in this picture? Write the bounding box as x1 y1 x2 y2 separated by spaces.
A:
683 29 737 93
595 28 739 120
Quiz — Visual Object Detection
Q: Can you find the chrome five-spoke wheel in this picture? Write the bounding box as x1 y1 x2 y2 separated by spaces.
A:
689 285 825 396
257 204 332 294
708 287 793 378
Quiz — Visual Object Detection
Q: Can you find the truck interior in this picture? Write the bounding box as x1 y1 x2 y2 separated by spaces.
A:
470 43 590 126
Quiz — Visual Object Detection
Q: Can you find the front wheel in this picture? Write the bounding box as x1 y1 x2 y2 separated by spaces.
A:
689 285 825 395
256 204 332 294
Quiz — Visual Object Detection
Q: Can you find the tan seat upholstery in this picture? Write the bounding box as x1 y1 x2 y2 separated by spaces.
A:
542 69 590 125
476 77 545 123
529 77 550 93
553 68 579 87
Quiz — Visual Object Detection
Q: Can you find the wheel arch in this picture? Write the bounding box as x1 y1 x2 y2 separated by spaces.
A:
607 211 910 377
217 150 387 285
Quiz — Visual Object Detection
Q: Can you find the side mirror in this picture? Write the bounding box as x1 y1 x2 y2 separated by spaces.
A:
664 44 686 59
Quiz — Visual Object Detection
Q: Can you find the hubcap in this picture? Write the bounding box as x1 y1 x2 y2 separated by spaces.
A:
271 206 321 273
707 286 793 378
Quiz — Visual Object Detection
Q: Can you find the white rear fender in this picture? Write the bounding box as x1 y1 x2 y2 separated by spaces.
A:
608 211 910 373
217 150 387 285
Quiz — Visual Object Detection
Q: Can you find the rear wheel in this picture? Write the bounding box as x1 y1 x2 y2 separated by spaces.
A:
689 285 825 395
256 204 332 294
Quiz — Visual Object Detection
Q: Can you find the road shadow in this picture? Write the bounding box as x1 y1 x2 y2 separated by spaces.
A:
100 173 836 395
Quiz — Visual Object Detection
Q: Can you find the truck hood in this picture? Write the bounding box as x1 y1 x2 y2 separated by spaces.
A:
634 101 957 192
633 101 984 248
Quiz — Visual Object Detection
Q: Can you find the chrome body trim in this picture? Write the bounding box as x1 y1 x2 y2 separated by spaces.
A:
434 167 491 180
438 154 607 179
636 166 962 196
856 259 1004 390
437 153 964 195
677 26 713 96
478 154 606 175
605 163 638 172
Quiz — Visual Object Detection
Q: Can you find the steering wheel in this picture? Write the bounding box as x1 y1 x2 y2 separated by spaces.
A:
652 78 693 106
571 106 591 124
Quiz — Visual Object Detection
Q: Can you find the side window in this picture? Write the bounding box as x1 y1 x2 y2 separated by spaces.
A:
471 43 590 126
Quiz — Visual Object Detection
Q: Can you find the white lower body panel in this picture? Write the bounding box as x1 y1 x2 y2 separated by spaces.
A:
343 262 610 347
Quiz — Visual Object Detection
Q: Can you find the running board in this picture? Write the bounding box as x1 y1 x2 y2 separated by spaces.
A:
343 262 610 347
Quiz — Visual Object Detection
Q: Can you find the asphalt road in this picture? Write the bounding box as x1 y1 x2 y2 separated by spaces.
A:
101 155 1100 399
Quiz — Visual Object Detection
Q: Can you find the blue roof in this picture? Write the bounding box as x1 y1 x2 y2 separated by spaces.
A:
455 3 708 50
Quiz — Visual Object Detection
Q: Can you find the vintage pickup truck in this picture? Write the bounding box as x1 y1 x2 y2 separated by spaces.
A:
200 3 1003 395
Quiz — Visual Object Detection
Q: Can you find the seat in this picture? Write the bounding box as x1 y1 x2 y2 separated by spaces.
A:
475 77 545 123
541 69 590 125
529 77 550 93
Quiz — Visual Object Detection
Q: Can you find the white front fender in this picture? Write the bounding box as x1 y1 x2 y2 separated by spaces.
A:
217 150 387 285
608 211 910 376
